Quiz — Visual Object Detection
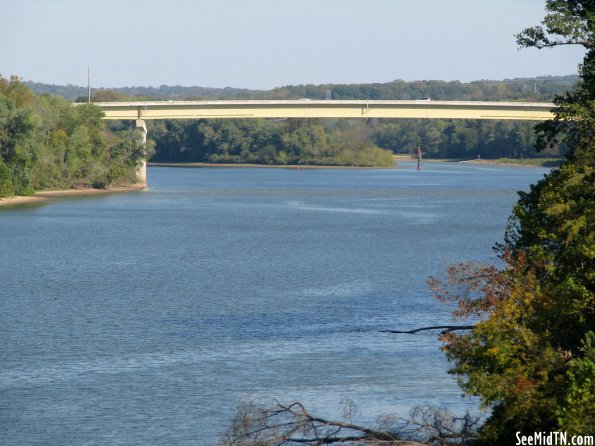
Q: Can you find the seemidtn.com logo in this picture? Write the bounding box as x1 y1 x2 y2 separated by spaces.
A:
516 432 594 446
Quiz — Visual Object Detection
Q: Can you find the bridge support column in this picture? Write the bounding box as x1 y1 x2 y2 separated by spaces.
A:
135 119 147 186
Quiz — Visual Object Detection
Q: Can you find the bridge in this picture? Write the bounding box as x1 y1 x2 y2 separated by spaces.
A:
87 100 556 184
93 99 555 121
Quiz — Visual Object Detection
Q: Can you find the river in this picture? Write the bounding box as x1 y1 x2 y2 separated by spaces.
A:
0 162 549 445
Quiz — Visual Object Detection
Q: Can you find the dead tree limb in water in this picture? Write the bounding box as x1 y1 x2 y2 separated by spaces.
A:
217 397 481 445
381 325 475 335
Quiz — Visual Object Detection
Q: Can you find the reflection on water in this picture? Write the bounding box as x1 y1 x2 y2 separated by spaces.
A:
0 162 548 445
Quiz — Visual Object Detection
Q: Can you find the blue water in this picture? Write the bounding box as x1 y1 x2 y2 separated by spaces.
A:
0 162 548 445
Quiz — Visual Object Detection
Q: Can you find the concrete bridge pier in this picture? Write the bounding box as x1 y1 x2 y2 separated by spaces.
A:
135 119 147 186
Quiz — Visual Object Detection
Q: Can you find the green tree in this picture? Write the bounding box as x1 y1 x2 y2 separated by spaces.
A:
0 91 36 195
431 1 595 443
0 75 35 107
0 159 14 197
0 75 152 193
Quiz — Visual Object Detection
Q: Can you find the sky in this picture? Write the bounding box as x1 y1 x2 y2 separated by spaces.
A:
0 0 587 90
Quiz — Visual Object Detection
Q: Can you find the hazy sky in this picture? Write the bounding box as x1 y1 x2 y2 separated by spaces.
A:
0 0 587 90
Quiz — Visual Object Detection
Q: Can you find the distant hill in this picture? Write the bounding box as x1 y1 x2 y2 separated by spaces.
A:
22 82 259 101
24 75 578 102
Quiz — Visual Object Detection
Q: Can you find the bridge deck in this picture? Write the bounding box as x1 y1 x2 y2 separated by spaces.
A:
89 100 555 121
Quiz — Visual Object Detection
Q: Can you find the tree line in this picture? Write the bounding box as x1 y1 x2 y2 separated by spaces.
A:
0 76 152 198
26 75 577 102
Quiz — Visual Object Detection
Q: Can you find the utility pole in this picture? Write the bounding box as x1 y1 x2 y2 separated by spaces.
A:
88 66 91 103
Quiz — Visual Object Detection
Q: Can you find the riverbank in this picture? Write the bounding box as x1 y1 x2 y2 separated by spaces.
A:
459 157 562 167
149 162 396 169
150 158 559 170
0 184 145 208
393 154 561 167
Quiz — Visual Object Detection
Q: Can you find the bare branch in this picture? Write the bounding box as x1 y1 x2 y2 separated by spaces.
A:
218 398 480 446
381 326 475 335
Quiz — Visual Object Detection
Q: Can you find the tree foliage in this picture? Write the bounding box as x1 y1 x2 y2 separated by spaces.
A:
26 76 577 103
430 1 595 442
0 75 151 197
149 118 395 167
147 117 552 166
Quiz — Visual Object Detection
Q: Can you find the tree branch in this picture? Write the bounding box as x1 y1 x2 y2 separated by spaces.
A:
381 325 475 334
219 398 480 445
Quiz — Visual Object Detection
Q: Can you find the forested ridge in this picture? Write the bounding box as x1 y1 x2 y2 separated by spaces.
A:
26 75 577 102
0 76 152 198
25 76 577 165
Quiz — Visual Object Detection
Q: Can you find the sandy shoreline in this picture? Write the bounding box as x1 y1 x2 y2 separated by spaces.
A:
0 184 145 208
0 195 49 207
